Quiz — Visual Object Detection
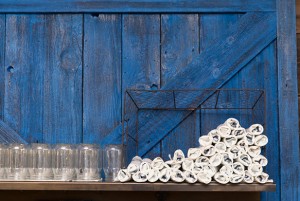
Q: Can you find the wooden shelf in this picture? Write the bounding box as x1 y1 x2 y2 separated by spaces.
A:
0 182 276 192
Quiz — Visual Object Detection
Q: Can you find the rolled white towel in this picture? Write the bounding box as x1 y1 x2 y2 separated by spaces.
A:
117 169 132 182
217 125 231 138
202 164 217 177
182 158 195 171
237 139 248 151
142 158 152 163
209 153 223 167
232 127 246 139
170 169 185 183
193 167 204 174
195 156 210 167
244 133 255 145
255 172 269 184
219 165 233 177
184 170 198 184
252 155 268 167
232 162 244 175
159 168 171 183
140 161 152 174
247 146 261 158
197 172 212 184
132 171 148 183
173 149 185 164
147 168 159 183
201 145 216 157
248 163 263 177
223 136 238 148
225 118 240 129
208 129 221 144
187 148 202 160
247 124 264 135
230 173 245 183
227 145 241 159
215 142 227 153
222 153 233 166
127 160 142 174
254 135 268 147
244 170 254 183
214 172 230 184
151 157 165 170
199 135 213 147
237 153 252 167
132 156 143 162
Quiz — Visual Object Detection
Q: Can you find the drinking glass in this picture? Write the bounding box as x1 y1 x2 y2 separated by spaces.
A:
53 144 76 181
103 144 124 182
0 144 8 180
28 143 53 180
7 143 28 180
76 144 101 181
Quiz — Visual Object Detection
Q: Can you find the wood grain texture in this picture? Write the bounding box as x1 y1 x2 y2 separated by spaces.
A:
160 14 199 159
0 0 275 13
83 14 122 144
277 0 300 201
137 12 277 156
0 120 27 144
43 14 83 144
0 15 4 120
4 15 45 143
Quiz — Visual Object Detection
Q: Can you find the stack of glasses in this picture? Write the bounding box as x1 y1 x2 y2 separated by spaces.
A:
0 143 124 181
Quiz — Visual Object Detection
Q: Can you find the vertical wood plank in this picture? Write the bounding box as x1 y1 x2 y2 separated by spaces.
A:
43 14 83 144
160 14 199 159
0 15 4 120
122 14 160 158
277 0 300 200
4 15 45 143
83 14 122 144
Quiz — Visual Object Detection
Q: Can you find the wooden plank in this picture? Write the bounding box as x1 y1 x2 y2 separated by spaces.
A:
43 14 83 144
0 0 275 13
137 12 277 156
160 14 199 160
83 14 121 144
0 182 276 192
0 120 27 144
0 15 4 120
4 14 45 143
122 14 161 157
277 0 300 201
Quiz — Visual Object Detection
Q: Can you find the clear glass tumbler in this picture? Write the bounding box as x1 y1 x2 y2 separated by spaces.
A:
53 144 76 181
7 143 28 180
0 144 8 180
76 144 101 181
28 143 53 180
103 144 124 182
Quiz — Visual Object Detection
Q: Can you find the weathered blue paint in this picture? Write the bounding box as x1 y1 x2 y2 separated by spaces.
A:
277 0 300 201
0 15 4 121
0 120 27 144
0 0 275 13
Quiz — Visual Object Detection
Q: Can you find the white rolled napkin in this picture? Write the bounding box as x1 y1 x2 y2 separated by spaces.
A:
209 153 223 167
255 172 269 184
214 172 230 184
225 118 240 129
184 170 198 184
254 135 268 147
170 169 185 183
202 164 217 177
247 146 261 158
244 133 255 145
132 156 143 162
159 168 171 183
193 167 203 174
187 148 202 160
232 127 246 139
208 129 221 144
219 165 233 177
127 160 142 174
232 162 244 175
215 142 227 153
132 171 148 182
252 155 268 166
227 145 241 159
222 153 233 166
140 161 152 174
117 169 132 182
182 158 195 171
197 172 212 184
151 157 165 170
230 173 245 183
247 124 264 135
237 153 252 167
237 139 248 151
217 125 232 138
195 156 210 167
173 149 185 164
244 170 254 183
147 168 159 183
199 135 213 147
248 163 263 177
142 158 152 163
201 145 216 157
223 136 238 148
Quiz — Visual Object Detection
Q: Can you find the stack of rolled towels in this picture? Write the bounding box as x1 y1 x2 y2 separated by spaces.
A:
117 118 272 184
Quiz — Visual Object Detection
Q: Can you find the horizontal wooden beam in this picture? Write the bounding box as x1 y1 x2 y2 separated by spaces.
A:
0 0 275 13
